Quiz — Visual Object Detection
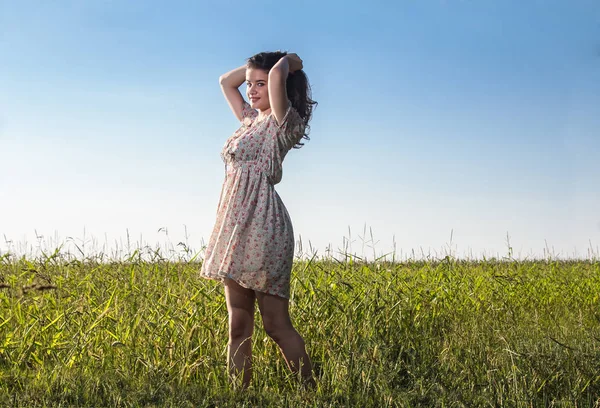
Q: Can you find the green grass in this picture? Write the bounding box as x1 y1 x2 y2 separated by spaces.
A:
0 248 599 407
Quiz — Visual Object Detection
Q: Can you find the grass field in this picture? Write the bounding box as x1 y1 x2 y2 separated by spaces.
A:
1 245 599 407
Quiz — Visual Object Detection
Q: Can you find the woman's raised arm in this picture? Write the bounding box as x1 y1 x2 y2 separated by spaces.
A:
219 65 246 122
268 54 303 126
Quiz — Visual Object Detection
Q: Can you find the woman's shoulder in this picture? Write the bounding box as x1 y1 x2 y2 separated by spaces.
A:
241 101 259 126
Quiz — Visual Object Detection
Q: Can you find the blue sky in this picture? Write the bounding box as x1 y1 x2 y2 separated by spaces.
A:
1 0 599 259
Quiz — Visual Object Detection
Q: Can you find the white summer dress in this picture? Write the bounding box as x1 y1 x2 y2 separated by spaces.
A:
200 100 306 299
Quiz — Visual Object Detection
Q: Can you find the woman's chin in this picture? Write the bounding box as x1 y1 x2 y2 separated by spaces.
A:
252 102 268 111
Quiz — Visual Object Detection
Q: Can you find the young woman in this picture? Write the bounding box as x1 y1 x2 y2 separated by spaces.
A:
200 51 317 388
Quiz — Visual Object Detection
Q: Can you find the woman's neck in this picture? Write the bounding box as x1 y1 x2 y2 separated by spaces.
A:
256 108 272 121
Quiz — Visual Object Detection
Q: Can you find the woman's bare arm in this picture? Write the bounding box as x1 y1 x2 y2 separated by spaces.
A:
219 65 246 122
268 54 303 126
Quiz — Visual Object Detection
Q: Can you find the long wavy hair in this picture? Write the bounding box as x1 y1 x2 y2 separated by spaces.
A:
247 51 317 148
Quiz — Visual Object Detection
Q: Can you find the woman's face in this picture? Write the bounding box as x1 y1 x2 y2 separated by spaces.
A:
245 68 270 111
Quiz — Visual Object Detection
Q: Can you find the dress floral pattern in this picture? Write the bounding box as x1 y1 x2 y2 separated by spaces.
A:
200 99 305 298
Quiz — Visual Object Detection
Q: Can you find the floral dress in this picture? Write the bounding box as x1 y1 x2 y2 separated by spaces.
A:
200 100 306 299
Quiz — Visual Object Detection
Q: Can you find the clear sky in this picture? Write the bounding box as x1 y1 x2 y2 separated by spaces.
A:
1 0 599 260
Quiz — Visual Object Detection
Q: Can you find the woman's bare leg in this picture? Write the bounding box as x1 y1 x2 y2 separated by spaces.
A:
224 279 255 388
256 291 315 386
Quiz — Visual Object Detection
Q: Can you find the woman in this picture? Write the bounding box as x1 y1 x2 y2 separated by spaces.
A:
200 51 317 388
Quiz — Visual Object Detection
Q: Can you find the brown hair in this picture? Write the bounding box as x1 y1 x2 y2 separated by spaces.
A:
247 51 317 148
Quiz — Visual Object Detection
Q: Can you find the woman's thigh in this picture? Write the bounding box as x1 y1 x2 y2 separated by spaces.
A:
256 291 293 333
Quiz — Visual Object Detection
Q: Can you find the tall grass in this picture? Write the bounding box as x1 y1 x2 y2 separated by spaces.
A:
0 240 599 407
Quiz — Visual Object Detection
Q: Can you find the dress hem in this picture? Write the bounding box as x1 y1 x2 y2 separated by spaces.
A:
200 272 290 299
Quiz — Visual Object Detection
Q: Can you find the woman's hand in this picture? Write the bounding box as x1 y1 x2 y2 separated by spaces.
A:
286 53 303 73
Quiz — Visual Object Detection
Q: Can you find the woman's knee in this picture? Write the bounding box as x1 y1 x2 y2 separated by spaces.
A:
256 291 295 343
229 309 254 341
262 316 295 343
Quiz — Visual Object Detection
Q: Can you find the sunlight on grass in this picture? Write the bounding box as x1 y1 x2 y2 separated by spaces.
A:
0 232 599 406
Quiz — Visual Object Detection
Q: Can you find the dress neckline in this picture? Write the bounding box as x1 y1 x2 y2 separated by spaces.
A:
252 113 272 126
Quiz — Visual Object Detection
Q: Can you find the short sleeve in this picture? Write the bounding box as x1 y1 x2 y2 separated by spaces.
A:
241 100 258 125
275 101 305 151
